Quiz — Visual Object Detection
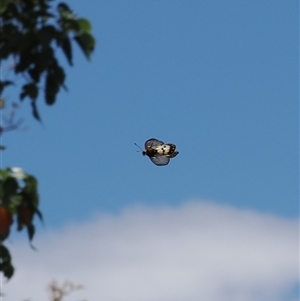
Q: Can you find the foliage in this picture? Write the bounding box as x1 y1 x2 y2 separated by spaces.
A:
0 167 43 279
0 0 95 283
0 0 95 121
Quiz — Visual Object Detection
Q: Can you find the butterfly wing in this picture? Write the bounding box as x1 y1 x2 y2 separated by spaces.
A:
144 138 164 150
168 151 179 158
149 155 170 166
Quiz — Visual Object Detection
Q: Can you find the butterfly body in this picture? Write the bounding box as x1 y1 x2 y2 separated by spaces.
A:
142 138 179 166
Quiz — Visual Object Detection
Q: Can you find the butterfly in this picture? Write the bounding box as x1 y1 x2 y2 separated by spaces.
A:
135 138 179 166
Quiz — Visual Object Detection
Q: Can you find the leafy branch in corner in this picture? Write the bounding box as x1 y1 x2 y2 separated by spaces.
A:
0 0 96 121
0 167 43 280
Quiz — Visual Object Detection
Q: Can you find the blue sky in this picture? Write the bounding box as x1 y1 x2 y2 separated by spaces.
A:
4 0 298 223
1 1 299 300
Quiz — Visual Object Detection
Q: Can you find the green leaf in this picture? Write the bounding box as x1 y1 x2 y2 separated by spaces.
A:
57 2 75 20
24 175 38 192
2 177 19 203
22 175 39 207
0 0 10 15
0 169 10 179
59 19 80 32
78 18 91 33
74 33 95 60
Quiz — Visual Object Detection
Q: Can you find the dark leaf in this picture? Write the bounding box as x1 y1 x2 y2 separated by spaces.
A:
15 51 34 73
2 263 14 280
1 24 18 36
35 208 44 224
31 100 41 121
45 74 57 105
27 223 35 241
18 32 37 53
55 65 66 85
37 25 58 48
1 1 18 18
74 33 95 60
23 177 39 206
36 46 55 73
57 2 72 14
60 35 73 65
24 175 38 189
45 65 65 105
2 177 18 203
0 0 10 14
20 83 38 101
28 66 41 82
14 32 39 71
17 201 35 231
0 244 11 262
0 24 20 58
0 44 11 59
0 244 14 280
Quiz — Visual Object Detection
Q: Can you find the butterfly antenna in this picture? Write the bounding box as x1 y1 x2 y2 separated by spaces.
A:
134 142 143 152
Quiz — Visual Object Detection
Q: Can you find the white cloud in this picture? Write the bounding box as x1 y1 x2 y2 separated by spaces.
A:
3 201 299 301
